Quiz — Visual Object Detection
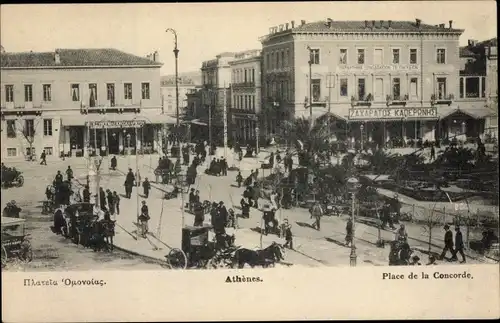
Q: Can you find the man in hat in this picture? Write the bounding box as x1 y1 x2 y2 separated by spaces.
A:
453 226 466 263
110 155 117 171
66 166 74 182
142 177 151 198
83 185 91 203
309 201 323 231
113 191 120 215
106 189 115 215
188 188 196 212
439 224 455 260
139 200 150 237
218 201 228 226
221 157 228 176
124 168 135 199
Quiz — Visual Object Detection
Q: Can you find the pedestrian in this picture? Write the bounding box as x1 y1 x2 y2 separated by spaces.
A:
124 168 135 199
439 224 455 260
39 151 47 165
240 196 250 218
236 171 243 188
252 183 260 209
269 152 275 169
142 177 151 198
309 201 323 230
99 187 107 211
396 224 408 243
194 190 201 204
106 189 115 215
66 166 74 182
270 190 279 210
189 188 196 212
139 201 150 238
453 226 466 263
55 170 63 186
111 155 117 170
83 185 91 203
210 202 218 227
113 191 120 215
193 202 204 227
174 158 181 176
345 217 353 246
398 243 412 265
218 201 228 226
7 200 22 218
276 150 282 164
283 219 293 249
430 144 436 161
221 157 228 176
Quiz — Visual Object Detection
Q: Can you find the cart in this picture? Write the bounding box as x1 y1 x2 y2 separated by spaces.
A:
1 217 33 267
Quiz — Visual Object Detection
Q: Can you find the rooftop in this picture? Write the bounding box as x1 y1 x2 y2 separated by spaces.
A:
1 48 162 68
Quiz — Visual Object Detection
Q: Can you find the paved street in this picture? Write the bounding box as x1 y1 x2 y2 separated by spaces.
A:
2 149 496 271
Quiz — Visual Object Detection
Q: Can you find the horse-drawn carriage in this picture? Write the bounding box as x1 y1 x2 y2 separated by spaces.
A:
1 167 24 188
164 225 285 269
1 216 33 267
51 202 115 252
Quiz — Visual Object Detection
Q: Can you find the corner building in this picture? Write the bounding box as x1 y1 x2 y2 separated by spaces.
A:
1 48 174 161
261 19 492 146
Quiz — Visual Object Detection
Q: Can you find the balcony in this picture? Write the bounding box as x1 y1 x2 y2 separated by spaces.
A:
231 81 255 88
80 100 142 115
386 94 409 107
350 94 373 107
431 93 455 106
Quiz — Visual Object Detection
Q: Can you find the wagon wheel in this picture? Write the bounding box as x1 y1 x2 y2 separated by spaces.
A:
1 245 7 267
16 175 24 187
166 248 187 269
19 241 33 263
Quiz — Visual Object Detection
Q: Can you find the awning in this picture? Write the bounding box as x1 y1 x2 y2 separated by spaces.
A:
438 105 493 119
61 113 177 126
309 105 350 121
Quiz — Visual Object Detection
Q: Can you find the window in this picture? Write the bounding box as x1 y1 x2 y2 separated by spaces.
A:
266 54 270 68
24 119 35 137
459 77 464 98
310 49 320 65
410 49 418 64
43 119 53 136
481 77 486 97
284 49 289 66
392 78 401 100
357 49 365 64
357 78 366 100
437 49 446 64
340 78 348 97
281 51 285 68
5 85 14 102
244 70 248 83
375 78 384 98
124 83 133 100
276 52 280 68
339 49 347 64
7 148 17 157
43 84 52 102
6 120 16 138
465 77 479 98
410 78 418 97
311 79 321 102
44 147 53 156
374 49 383 65
71 84 80 102
26 147 36 157
141 83 150 100
24 84 33 102
437 77 447 99
271 52 275 69
252 69 255 83
107 83 115 106
392 49 400 64
89 83 97 107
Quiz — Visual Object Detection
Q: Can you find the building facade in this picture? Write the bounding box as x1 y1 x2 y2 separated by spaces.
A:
229 49 262 143
260 18 493 146
1 48 174 161
160 71 201 119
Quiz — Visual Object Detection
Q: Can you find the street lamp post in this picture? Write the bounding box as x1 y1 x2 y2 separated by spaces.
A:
126 133 131 167
307 46 313 128
255 125 260 155
347 177 359 267
360 124 364 152
166 28 180 128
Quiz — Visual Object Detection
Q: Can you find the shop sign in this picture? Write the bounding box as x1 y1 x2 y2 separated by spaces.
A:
337 64 420 73
348 107 438 120
86 120 146 128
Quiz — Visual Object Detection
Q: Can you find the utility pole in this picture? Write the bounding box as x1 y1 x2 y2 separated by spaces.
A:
307 46 313 129
166 28 180 128
326 73 335 113
223 82 228 159
208 90 213 152
135 126 140 238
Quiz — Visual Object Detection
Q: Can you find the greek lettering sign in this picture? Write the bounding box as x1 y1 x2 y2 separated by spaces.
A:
348 107 438 120
337 64 420 73
86 120 146 128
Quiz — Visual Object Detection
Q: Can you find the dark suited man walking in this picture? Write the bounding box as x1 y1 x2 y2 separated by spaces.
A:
439 224 455 260
453 226 466 263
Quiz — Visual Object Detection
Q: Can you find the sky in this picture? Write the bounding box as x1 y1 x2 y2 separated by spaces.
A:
1 2 497 76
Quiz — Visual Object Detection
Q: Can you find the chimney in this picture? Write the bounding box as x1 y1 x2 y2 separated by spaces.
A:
388 20 392 28
285 23 289 30
415 18 421 28
439 23 445 28
326 18 333 28
291 20 295 28
153 51 159 62
301 20 306 26
449 20 453 29
364 20 368 28
54 50 61 64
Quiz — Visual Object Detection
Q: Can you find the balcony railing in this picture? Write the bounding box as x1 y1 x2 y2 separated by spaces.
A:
351 93 373 107
80 100 142 114
386 94 409 107
431 93 455 106
232 81 255 87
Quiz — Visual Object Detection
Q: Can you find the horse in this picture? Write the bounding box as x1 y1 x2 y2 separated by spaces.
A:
232 242 285 268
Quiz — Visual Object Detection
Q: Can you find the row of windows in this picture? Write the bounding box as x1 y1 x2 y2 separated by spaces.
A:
305 47 446 65
266 80 292 101
232 68 257 84
233 94 256 112
459 77 487 99
5 119 54 138
6 147 53 157
4 82 151 104
308 77 431 102
265 48 291 70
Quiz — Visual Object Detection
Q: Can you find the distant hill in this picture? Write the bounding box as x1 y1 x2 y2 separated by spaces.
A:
161 70 201 86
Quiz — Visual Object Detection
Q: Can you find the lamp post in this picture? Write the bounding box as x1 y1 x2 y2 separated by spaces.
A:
461 121 466 138
166 28 180 128
307 46 313 128
255 125 260 155
347 177 359 267
126 133 131 167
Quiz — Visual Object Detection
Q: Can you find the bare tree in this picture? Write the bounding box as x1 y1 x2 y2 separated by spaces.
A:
419 203 446 257
16 118 41 161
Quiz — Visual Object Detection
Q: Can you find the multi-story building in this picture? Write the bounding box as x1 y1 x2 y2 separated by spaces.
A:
1 48 175 160
160 71 201 120
459 38 498 138
260 18 493 146
229 49 262 143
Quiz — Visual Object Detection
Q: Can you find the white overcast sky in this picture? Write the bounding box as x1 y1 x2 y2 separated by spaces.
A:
1 2 497 75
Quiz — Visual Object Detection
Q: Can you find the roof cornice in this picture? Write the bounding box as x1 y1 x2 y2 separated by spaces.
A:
1 64 162 70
